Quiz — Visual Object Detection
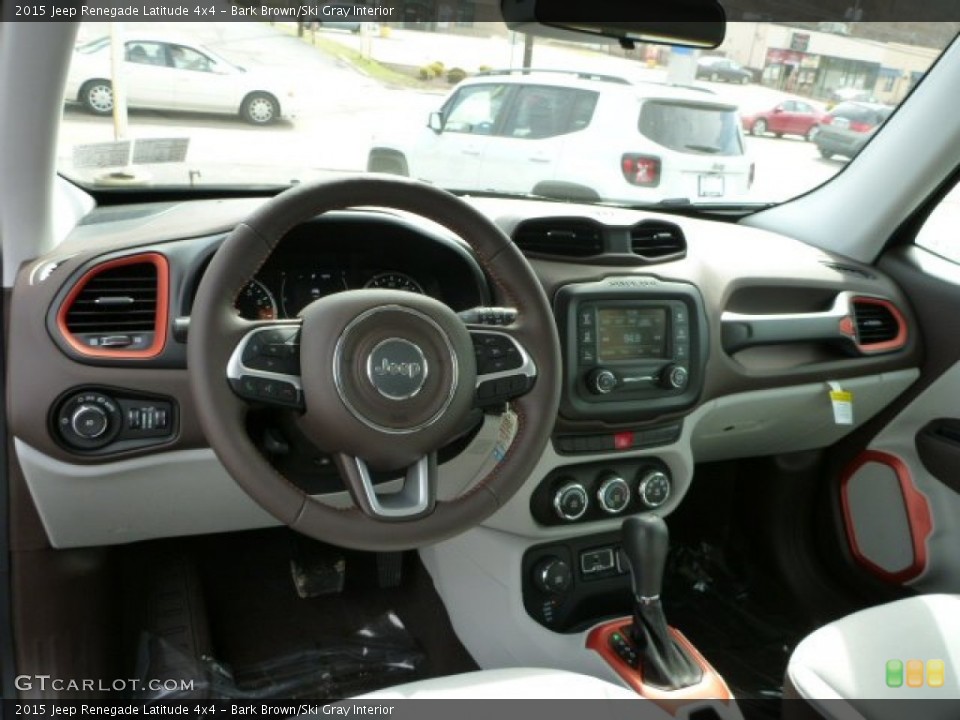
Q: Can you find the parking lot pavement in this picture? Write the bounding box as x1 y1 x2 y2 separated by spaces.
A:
59 22 842 198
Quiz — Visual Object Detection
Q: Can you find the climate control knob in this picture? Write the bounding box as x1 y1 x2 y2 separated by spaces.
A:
70 404 109 439
554 482 589 521
637 469 672 509
596 474 631 514
588 368 618 395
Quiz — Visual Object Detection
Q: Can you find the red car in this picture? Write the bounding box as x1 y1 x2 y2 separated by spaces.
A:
741 100 824 141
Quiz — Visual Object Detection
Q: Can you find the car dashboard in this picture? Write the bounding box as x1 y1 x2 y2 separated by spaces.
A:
8 194 921 556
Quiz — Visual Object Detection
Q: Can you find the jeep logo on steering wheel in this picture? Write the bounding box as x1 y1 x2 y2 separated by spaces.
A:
366 338 429 400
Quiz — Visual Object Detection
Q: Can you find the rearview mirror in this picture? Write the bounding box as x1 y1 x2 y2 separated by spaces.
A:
428 111 444 134
501 0 726 49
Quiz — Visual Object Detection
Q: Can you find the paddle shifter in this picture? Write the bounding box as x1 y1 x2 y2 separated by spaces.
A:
620 515 703 690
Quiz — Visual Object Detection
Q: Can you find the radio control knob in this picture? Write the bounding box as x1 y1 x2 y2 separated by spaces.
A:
637 470 672 509
662 364 689 390
597 474 631 514
70 404 110 439
588 368 618 395
554 482 589 521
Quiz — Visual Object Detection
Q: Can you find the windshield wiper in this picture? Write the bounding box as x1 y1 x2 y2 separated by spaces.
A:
684 144 722 154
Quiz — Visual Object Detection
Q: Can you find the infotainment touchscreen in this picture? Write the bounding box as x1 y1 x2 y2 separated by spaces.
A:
596 307 667 361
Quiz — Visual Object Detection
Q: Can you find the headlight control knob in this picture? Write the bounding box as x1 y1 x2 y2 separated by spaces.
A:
70 404 109 439
55 390 122 451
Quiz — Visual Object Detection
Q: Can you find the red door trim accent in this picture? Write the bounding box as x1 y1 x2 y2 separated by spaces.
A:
586 618 733 713
56 252 169 360
840 450 932 584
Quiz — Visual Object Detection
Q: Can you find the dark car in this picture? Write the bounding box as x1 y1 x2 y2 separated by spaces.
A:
742 100 825 141
695 56 752 84
815 101 893 160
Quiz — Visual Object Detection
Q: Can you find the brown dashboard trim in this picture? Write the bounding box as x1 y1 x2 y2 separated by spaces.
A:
55 252 170 360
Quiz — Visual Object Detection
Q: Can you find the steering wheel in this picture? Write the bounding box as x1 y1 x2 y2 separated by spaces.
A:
188 176 561 550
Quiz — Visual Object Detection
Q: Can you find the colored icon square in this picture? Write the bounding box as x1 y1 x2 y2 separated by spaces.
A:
927 660 945 688
906 659 924 688
886 659 904 688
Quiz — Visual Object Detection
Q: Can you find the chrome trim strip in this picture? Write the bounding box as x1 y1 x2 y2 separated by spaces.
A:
352 454 432 519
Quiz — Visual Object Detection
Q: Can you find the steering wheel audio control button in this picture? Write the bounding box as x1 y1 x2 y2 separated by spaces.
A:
232 374 302 408
228 323 304 409
471 329 537 408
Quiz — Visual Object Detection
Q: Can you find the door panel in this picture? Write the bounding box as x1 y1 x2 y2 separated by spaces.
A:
123 41 175 108
412 83 514 189
837 243 960 593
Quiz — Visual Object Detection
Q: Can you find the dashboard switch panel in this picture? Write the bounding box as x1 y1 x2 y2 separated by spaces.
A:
554 277 708 421
532 458 673 526
52 387 177 455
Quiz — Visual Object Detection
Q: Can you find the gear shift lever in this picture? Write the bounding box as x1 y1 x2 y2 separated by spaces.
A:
622 514 669 601
620 515 702 690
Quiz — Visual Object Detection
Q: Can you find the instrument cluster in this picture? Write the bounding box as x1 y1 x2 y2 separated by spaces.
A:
235 268 427 320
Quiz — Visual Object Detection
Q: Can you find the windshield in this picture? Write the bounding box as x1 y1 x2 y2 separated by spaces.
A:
58 21 954 207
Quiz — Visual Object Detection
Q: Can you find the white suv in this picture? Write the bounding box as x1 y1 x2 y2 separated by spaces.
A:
368 69 753 204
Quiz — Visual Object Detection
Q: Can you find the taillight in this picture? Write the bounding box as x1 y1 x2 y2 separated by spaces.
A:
849 121 874 133
621 154 661 187
748 162 755 188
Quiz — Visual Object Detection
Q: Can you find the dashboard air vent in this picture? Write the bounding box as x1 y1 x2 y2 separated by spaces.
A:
852 297 904 349
630 221 686 261
57 253 169 359
512 219 604 258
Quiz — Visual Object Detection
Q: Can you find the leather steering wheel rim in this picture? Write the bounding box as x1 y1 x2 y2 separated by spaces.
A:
188 176 561 551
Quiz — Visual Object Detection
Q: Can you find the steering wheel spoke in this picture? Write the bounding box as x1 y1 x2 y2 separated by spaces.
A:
464 313 537 408
337 452 437 520
226 320 304 410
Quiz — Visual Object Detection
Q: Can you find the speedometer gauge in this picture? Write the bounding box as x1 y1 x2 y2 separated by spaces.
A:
364 272 424 294
236 279 278 320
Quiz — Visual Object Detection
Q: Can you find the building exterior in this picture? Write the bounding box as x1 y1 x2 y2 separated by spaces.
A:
719 22 939 103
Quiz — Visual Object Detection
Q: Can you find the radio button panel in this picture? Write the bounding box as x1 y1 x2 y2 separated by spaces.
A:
555 277 707 421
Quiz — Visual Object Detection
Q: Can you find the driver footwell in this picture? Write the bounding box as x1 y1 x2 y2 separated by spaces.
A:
121 529 478 699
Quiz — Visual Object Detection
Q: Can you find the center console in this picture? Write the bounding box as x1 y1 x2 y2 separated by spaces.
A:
554 276 708 421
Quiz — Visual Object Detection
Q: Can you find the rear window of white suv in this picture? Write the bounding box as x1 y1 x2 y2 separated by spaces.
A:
639 101 743 156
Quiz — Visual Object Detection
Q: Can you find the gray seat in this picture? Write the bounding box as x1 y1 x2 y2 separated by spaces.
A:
355 667 645 700
785 594 960 719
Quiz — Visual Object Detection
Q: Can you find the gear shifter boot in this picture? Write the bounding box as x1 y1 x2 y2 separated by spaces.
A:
631 598 703 690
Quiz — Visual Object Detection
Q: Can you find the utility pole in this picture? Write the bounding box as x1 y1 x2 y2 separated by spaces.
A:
523 34 534 68
108 22 128 142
